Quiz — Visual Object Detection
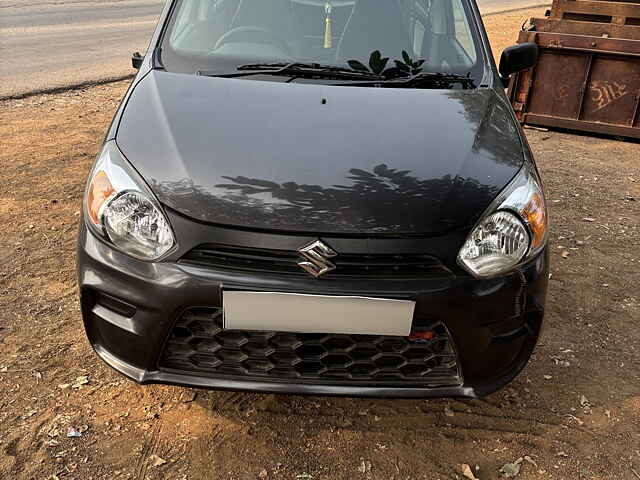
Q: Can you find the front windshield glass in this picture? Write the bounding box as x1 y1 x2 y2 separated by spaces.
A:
160 0 485 87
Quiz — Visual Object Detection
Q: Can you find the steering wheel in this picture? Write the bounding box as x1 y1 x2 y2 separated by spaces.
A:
213 26 294 57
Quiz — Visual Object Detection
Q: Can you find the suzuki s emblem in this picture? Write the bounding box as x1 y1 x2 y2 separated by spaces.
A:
297 240 337 278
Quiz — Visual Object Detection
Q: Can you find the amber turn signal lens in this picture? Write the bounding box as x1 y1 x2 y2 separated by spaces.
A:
87 170 115 225
523 193 547 249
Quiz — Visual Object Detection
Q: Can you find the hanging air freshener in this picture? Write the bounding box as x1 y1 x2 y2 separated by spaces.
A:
324 2 332 49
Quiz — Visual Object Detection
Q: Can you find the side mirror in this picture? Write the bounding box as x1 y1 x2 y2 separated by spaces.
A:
132 52 144 70
499 42 538 87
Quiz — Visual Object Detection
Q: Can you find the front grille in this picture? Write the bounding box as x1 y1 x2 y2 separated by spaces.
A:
180 244 452 279
159 308 462 387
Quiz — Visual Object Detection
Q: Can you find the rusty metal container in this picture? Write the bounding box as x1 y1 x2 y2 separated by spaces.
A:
530 17 640 39
508 29 640 139
549 0 640 27
540 0 640 40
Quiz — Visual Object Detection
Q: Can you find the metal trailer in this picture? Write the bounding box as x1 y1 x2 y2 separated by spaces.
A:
507 0 640 139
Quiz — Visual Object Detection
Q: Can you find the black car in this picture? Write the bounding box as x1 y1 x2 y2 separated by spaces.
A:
77 0 548 398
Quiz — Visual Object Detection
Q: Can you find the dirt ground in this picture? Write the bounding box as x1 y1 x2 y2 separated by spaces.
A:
1 8 639 480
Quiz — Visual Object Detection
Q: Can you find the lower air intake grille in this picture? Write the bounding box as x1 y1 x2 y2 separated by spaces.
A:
159 308 462 387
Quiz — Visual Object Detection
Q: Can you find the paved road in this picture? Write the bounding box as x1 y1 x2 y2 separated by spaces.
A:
0 0 164 98
479 0 548 14
0 0 547 99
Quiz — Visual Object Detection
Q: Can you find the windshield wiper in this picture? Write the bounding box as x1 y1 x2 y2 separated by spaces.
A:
197 62 385 81
339 72 477 89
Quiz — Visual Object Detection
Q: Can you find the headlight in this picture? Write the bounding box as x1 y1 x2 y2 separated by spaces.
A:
458 163 547 278
84 141 175 260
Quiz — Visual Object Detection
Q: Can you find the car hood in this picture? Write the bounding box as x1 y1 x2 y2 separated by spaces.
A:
116 71 524 235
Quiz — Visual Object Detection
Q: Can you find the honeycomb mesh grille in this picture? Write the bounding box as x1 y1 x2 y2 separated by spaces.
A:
159 308 462 387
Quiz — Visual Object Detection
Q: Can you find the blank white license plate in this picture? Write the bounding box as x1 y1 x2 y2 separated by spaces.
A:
223 291 415 337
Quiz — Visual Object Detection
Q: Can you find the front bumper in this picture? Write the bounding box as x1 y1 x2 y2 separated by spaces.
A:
77 215 548 399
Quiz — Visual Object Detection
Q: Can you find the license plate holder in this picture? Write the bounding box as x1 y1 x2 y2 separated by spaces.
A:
223 291 414 337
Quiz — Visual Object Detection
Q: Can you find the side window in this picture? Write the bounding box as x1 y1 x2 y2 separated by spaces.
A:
408 0 430 57
413 20 426 57
170 0 199 44
451 0 476 63
169 0 235 52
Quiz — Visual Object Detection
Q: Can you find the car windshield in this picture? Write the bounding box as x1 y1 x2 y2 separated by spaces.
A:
160 0 485 87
